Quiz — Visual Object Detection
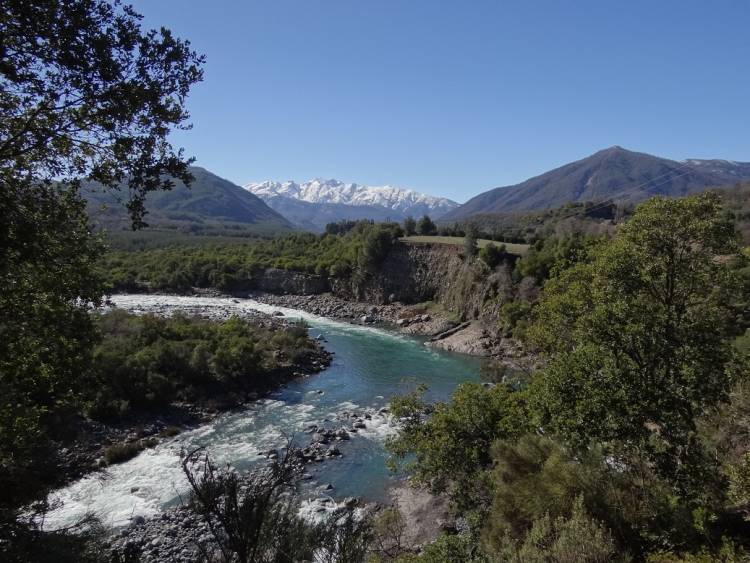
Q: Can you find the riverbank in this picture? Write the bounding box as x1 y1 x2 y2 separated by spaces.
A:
55 302 332 490
247 291 526 359
46 293 483 560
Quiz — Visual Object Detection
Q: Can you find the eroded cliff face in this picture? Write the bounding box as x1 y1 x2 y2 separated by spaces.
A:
252 268 330 295
345 243 516 325
250 242 516 327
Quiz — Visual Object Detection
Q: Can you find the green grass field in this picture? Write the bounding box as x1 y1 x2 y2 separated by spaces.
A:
400 236 529 255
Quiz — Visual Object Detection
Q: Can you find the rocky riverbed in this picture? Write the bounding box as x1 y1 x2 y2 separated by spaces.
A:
46 294 486 561
248 291 527 359
104 404 391 562
55 298 333 490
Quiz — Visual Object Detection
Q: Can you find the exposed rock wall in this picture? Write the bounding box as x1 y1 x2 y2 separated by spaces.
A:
251 268 330 295
349 243 516 325
249 243 516 327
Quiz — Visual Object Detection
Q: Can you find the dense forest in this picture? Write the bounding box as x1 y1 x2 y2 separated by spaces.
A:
101 220 405 292
383 193 750 562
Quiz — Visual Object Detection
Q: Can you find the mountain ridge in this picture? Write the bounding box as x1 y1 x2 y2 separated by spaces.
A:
443 147 750 220
84 166 294 235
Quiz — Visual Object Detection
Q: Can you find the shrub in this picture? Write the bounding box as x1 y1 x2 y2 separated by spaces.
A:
160 426 181 438
87 311 318 419
103 441 152 465
497 496 624 563
479 242 506 268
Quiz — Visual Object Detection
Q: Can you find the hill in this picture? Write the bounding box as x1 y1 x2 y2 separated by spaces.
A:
443 146 750 220
244 178 458 231
84 166 294 237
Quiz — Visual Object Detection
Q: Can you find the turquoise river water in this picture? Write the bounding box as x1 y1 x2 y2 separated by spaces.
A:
47 294 481 528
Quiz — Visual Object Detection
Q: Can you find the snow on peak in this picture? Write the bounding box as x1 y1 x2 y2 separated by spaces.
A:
243 178 458 216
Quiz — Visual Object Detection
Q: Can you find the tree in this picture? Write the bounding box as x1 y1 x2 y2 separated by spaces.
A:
358 222 403 273
0 0 203 554
386 383 531 512
464 223 479 259
182 446 372 563
403 216 417 236
496 496 621 563
529 193 744 495
479 242 506 269
1 0 204 226
416 214 437 235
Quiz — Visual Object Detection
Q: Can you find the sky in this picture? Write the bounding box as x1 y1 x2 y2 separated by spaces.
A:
131 0 750 203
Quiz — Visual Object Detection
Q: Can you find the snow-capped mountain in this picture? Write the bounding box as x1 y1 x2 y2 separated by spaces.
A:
244 178 458 231
682 159 750 183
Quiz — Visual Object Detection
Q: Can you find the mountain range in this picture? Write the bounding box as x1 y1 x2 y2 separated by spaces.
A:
442 146 750 221
83 148 750 237
84 166 293 235
244 178 458 231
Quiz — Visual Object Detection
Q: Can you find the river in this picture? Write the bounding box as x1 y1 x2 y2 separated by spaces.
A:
46 294 481 529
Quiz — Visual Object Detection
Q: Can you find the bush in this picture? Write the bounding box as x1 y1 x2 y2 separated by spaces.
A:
479 242 506 268
182 447 372 562
103 439 156 465
393 534 488 563
386 383 531 512
497 496 624 563
87 310 318 419
160 426 181 438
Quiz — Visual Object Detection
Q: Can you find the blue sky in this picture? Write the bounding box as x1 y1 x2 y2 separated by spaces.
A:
131 0 749 203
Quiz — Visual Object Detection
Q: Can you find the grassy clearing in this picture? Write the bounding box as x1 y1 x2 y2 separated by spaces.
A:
401 236 529 255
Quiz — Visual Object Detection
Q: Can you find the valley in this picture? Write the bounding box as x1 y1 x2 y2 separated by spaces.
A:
4 2 750 561
47 294 481 560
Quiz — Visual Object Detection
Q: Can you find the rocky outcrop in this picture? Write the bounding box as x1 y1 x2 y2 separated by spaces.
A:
241 242 523 356
239 243 516 331
351 242 516 327
252 268 330 295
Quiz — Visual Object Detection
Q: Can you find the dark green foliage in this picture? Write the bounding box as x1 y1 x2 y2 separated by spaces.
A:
182 447 372 563
496 496 622 563
101 220 404 292
0 0 204 227
529 193 744 495
416 214 437 235
392 534 489 563
717 182 750 244
463 224 479 259
87 310 316 418
386 383 531 512
0 181 105 517
388 194 750 560
452 200 628 244
103 438 157 465
326 219 361 235
499 300 533 339
1 0 203 551
358 222 404 273
515 233 597 283
403 215 417 236
485 434 708 556
0 517 118 563
478 242 506 268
